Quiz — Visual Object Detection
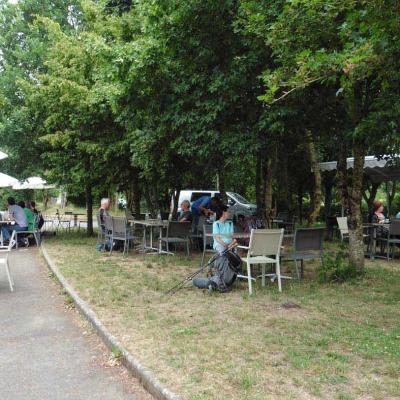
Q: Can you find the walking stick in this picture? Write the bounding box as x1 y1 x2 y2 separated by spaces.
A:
164 242 237 296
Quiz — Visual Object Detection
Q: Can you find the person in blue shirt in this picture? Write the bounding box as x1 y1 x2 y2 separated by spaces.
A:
191 195 221 230
212 205 236 254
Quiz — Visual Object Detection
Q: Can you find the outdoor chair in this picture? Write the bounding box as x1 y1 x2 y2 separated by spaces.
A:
55 211 71 231
275 212 296 234
336 217 349 241
0 230 16 291
96 212 105 246
282 227 324 279
381 220 400 261
238 229 284 294
109 217 136 256
15 213 41 249
159 221 191 256
200 223 216 266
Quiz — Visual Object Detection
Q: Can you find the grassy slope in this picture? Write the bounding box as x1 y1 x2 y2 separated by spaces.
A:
44 233 400 400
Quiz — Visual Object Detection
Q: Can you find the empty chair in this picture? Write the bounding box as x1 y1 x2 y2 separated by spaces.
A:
159 221 191 256
200 223 216 266
283 227 325 279
336 217 349 241
381 220 400 261
239 229 284 294
109 217 136 256
0 230 16 291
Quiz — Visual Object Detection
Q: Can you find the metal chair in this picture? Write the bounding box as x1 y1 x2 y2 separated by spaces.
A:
159 221 191 256
110 217 136 256
200 223 216 266
0 230 16 291
15 213 41 248
382 220 400 261
96 212 105 246
283 227 324 279
239 229 284 294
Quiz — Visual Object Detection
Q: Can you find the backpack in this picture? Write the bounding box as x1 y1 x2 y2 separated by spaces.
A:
208 250 241 293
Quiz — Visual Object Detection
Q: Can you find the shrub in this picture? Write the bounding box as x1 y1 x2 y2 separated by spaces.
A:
318 246 360 283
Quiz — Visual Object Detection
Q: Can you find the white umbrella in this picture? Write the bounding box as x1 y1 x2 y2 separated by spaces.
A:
0 172 19 188
0 151 8 161
12 176 55 190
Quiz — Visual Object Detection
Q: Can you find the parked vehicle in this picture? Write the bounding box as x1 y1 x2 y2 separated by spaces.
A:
172 190 257 218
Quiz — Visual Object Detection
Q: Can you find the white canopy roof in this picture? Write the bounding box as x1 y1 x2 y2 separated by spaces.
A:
12 176 55 190
0 151 8 161
320 155 400 183
0 172 19 188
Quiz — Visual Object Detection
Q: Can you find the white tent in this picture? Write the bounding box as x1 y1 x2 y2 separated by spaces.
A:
0 172 19 188
12 176 55 190
0 151 8 161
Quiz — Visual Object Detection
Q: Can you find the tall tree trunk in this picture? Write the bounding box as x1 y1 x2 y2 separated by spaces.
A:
126 172 141 218
263 155 274 227
306 130 322 225
85 183 93 236
362 180 380 214
255 151 264 217
348 144 366 272
297 186 303 224
171 188 181 220
323 172 335 223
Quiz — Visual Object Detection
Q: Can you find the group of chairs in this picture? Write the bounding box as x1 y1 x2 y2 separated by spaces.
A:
201 224 324 294
337 216 400 260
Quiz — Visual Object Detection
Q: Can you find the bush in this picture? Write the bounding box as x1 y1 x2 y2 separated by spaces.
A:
318 246 360 283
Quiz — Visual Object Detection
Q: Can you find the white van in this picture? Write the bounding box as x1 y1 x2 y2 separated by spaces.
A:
172 190 257 218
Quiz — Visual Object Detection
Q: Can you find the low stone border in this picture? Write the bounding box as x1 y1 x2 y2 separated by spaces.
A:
40 245 180 400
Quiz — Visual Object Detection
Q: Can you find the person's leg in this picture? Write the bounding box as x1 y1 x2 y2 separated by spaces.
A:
1 225 11 241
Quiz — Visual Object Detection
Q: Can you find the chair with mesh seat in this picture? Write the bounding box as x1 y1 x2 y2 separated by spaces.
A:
200 223 216 266
159 221 191 256
0 230 16 291
238 229 284 294
109 217 136 256
382 220 400 261
282 227 324 279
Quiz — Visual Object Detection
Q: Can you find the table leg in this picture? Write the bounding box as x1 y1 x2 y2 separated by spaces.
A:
74 215 78 227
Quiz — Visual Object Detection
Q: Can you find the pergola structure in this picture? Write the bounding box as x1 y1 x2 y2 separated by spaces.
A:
320 155 400 215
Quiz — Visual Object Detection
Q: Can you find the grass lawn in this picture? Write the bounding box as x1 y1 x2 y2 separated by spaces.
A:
44 232 400 400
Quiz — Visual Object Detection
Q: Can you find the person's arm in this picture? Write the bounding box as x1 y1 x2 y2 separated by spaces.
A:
198 198 212 216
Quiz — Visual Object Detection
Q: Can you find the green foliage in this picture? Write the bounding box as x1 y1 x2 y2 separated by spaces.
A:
318 246 360 283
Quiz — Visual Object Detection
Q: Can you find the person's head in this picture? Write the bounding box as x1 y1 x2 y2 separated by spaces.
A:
373 200 384 213
30 201 36 209
100 198 110 209
181 200 190 211
210 196 221 208
18 200 26 208
218 204 231 220
7 197 15 206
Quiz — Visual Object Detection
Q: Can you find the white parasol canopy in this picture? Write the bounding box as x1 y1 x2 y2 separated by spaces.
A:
0 172 19 188
12 176 55 190
0 151 8 161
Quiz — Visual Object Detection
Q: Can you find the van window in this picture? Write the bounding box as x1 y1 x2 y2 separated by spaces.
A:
190 192 212 202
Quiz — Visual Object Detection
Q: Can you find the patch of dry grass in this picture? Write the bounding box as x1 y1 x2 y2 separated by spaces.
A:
44 232 400 400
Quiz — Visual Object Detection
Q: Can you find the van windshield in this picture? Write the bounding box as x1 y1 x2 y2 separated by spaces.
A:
229 192 252 205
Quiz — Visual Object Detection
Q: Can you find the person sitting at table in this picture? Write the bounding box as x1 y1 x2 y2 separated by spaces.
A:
178 200 192 222
396 211 400 219
1 197 28 245
212 205 235 254
18 200 35 231
191 195 221 230
371 200 388 238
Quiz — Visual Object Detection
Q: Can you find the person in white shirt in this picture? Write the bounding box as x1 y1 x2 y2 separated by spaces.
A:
1 197 28 243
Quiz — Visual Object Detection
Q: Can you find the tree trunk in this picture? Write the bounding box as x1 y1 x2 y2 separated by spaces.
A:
255 151 264 217
306 129 322 225
85 183 93 236
362 181 380 214
348 144 366 272
263 156 274 227
171 188 181 220
323 172 335 223
126 172 141 218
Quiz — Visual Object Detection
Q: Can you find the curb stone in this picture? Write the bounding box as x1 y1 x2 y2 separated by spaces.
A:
40 245 181 400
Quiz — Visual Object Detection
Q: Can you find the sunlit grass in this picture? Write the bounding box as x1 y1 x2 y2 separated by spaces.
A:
44 232 400 400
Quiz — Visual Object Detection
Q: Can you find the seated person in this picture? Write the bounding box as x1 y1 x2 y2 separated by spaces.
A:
396 211 400 220
18 200 35 231
178 200 192 222
2 197 28 244
212 205 235 254
371 200 388 237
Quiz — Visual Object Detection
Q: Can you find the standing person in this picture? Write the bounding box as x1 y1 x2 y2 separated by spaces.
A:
96 198 111 251
2 197 28 244
191 195 221 230
178 200 192 222
212 205 235 254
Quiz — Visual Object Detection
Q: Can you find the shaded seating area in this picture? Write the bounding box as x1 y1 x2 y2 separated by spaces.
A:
159 221 191 256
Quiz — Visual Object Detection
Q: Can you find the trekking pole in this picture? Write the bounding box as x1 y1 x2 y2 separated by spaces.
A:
164 242 238 296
